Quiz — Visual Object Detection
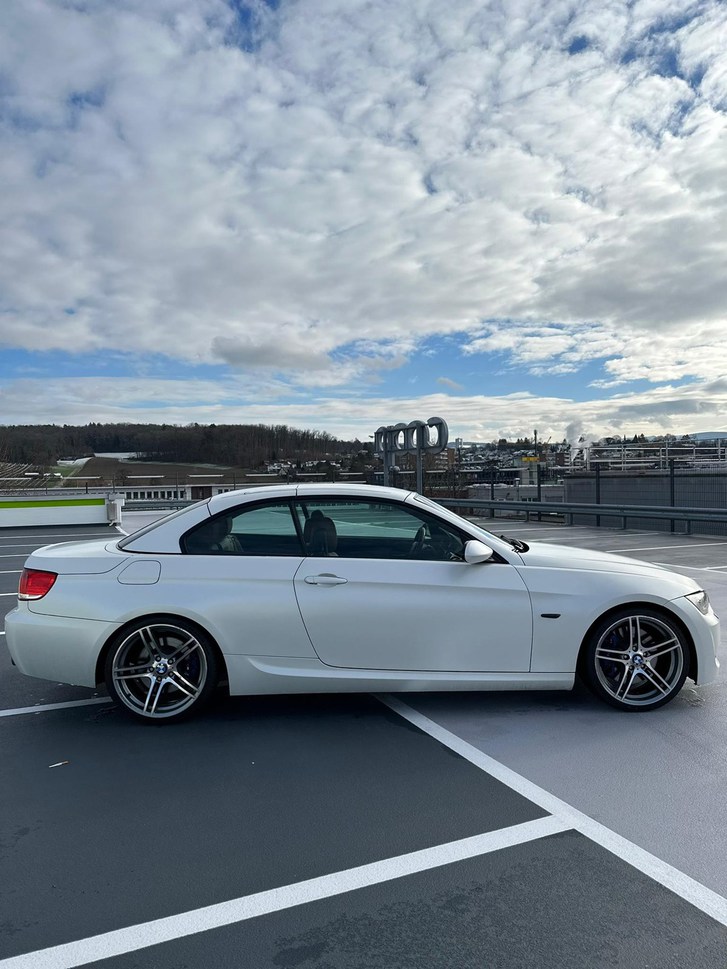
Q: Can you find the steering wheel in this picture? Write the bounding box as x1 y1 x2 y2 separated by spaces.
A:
408 525 428 557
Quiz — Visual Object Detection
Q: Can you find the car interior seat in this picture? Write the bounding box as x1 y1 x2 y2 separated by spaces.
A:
303 509 338 556
207 516 243 553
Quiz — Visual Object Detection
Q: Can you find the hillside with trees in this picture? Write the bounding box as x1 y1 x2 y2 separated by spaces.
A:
0 423 357 469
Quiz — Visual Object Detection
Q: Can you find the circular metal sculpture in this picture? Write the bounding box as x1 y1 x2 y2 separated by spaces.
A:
373 417 449 491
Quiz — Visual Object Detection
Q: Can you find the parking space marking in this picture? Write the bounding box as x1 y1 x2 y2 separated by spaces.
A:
0 570 21 574
0 531 112 539
652 562 727 573
0 554 30 559
0 698 112 718
473 525 624 536
378 695 727 929
472 523 572 531
0 543 63 550
610 542 727 553
514 533 659 544
0 592 17 597
476 525 655 537
0 815 569 969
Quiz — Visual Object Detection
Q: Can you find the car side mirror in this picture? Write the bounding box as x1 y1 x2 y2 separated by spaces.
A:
463 540 494 564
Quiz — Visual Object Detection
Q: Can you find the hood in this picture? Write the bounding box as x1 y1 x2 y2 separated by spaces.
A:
519 541 674 577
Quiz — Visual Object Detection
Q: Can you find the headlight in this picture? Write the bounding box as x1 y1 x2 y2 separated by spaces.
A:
685 591 711 615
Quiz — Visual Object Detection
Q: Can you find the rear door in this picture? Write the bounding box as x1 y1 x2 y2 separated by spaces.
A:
175 499 312 657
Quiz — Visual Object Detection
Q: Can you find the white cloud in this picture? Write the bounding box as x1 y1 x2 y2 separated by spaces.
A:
2 375 727 444
1 0 727 422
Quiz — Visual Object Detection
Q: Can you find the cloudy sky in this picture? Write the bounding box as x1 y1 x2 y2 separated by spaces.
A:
2 0 727 443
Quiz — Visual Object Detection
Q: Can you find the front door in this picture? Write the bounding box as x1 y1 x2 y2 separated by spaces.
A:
292 497 532 672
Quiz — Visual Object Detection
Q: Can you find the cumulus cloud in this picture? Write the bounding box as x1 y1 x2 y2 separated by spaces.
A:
1 0 727 428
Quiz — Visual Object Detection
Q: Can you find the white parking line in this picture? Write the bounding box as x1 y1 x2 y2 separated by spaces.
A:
0 532 112 541
0 592 17 597
0 554 29 558
378 695 727 928
0 698 112 718
652 562 727 574
0 570 21 574
0 815 569 969
477 525 655 537
524 534 662 544
0 543 58 549
610 542 727 552
472 523 576 532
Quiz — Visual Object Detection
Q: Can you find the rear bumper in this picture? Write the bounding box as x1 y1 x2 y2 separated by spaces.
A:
4 604 119 688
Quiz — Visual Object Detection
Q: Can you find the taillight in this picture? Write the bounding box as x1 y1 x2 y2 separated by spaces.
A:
18 569 58 600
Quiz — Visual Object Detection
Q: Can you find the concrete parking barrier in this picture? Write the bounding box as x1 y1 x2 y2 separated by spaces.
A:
0 494 119 528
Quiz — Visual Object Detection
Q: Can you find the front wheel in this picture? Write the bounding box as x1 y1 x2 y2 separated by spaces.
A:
582 608 689 711
105 618 219 723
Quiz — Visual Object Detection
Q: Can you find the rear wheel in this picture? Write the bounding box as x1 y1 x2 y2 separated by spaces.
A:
582 608 689 711
105 618 219 722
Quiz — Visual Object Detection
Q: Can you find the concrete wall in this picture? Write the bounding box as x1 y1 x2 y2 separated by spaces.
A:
0 495 112 529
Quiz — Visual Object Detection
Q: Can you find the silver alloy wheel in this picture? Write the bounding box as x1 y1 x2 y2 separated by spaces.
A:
111 622 208 719
594 614 685 708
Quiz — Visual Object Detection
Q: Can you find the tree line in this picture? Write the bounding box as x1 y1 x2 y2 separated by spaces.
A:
0 423 359 469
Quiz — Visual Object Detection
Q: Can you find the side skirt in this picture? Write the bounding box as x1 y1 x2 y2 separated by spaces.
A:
225 655 574 696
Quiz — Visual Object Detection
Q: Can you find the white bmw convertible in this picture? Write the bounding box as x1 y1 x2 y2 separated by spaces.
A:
4 484 720 722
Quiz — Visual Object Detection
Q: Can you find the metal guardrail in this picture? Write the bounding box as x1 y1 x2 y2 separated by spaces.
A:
121 496 727 536
437 498 727 534
123 500 196 511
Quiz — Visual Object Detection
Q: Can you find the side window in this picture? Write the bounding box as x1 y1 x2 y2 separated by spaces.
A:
293 499 466 561
182 501 303 556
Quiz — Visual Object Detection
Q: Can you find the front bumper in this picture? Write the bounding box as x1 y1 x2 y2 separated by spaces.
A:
675 598 721 685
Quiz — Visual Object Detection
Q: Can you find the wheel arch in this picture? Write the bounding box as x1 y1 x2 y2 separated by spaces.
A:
95 612 230 689
576 601 697 683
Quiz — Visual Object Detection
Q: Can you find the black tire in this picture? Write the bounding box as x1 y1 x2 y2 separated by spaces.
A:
582 607 689 712
104 616 219 723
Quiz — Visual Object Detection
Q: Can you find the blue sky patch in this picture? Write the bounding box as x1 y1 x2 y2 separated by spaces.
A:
567 36 590 55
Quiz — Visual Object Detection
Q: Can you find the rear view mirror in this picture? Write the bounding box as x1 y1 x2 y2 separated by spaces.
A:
463 540 494 564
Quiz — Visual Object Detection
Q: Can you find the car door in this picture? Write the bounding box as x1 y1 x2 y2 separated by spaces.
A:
176 499 313 657
292 497 532 672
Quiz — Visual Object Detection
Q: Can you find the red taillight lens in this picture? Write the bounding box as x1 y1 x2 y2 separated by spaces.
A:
18 569 58 600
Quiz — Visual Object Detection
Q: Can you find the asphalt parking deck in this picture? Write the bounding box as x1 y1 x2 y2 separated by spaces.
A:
0 695 548 957
89 834 727 969
2 520 727 967
1 696 726 968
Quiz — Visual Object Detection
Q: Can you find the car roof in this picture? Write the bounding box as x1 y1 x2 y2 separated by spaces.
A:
119 482 517 559
207 483 413 513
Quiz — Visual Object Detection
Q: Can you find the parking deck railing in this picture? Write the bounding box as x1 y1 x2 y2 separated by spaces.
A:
437 497 727 536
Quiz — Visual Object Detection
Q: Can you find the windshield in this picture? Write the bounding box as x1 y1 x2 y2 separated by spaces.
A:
411 493 528 552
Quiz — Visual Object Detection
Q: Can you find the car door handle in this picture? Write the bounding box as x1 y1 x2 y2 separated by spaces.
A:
304 574 348 586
